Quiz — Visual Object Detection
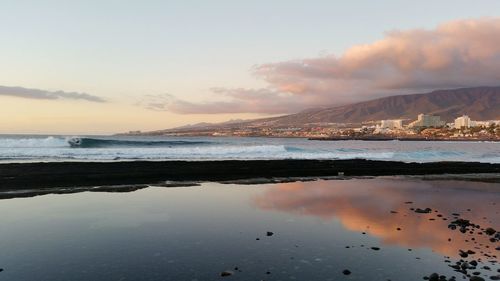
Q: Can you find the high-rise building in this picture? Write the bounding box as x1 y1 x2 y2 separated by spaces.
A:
454 115 472 129
408 114 445 128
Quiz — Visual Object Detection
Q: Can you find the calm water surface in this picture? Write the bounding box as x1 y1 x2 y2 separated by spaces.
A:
0 178 498 281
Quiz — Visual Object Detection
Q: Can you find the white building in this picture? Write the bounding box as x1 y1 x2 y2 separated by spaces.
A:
473 120 500 127
408 114 445 128
454 115 472 129
379 120 403 129
455 115 500 129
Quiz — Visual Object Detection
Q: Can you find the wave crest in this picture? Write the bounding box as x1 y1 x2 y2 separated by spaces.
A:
0 136 68 148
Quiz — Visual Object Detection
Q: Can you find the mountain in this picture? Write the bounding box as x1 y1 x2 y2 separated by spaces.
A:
146 86 499 134
245 86 500 127
170 119 249 130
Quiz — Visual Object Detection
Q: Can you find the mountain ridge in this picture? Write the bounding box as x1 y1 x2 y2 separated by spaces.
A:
159 86 500 133
243 86 500 127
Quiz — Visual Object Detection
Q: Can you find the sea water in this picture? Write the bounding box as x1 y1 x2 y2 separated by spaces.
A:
0 134 498 163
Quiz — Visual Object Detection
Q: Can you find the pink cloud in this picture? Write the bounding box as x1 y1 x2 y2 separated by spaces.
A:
138 89 306 114
255 18 500 101
147 18 500 114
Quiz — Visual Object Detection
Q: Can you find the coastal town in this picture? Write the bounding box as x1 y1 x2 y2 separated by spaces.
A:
130 113 500 141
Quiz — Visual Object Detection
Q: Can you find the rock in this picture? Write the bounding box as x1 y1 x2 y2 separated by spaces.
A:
489 276 500 280
220 271 233 277
429 273 440 281
415 208 432 214
485 228 496 235
342 269 351 275
266 231 274 237
469 277 485 281
371 247 380 251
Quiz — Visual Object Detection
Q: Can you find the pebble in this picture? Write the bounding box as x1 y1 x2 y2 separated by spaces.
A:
428 273 439 281
485 228 496 236
266 231 274 237
415 208 432 214
342 269 351 275
220 271 233 277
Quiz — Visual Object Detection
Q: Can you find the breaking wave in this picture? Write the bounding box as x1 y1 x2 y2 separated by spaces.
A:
0 136 68 148
67 137 209 148
0 135 497 163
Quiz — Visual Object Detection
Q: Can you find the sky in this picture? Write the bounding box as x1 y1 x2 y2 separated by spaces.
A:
1 0 500 134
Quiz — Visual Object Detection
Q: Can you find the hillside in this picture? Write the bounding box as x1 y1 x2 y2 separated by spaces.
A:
152 86 500 134
249 86 500 127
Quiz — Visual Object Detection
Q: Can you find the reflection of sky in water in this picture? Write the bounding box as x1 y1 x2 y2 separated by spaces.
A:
254 179 500 258
0 179 497 281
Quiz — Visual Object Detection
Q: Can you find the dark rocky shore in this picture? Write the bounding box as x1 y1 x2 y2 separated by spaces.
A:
1 159 499 190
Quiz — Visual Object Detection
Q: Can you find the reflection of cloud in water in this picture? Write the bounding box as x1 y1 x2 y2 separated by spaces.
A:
254 179 500 258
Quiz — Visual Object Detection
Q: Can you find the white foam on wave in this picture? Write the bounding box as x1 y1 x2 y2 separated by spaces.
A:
0 137 498 163
0 136 69 148
0 144 397 161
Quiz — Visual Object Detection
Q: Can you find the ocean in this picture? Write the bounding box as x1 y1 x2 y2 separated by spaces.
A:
0 134 498 163
0 135 499 281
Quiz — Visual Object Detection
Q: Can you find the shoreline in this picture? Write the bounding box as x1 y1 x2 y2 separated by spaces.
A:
309 136 500 142
1 159 499 190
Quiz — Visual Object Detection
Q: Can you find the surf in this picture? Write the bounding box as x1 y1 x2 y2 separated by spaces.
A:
67 137 210 148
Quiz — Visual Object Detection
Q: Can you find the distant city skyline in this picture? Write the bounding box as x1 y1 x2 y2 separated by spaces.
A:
1 1 500 134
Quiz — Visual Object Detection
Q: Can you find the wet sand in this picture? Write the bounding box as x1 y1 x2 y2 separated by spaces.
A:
1 159 499 190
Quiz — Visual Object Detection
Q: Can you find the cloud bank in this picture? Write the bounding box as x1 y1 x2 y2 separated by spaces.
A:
149 17 500 114
0 86 106 102
139 89 307 114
